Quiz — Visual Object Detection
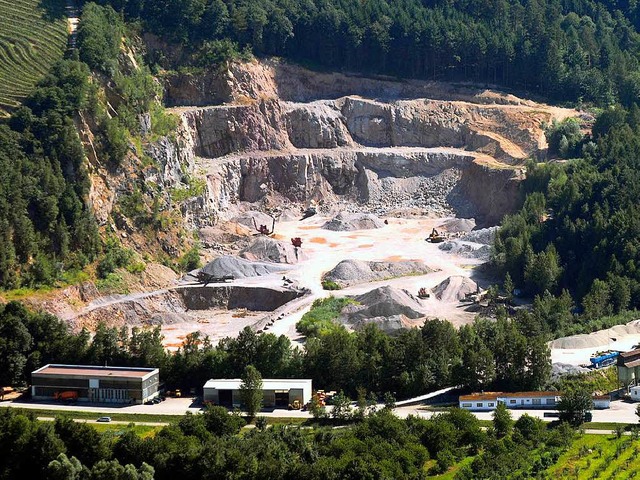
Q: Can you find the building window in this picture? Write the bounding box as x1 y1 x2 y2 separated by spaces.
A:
462 403 472 408
510 399 516 404
477 403 483 407
546 398 555 404
532 398 541 405
488 403 495 407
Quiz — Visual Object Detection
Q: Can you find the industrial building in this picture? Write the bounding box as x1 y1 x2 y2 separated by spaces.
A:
617 348 640 389
31 364 160 404
459 391 561 411
203 378 312 408
459 391 610 411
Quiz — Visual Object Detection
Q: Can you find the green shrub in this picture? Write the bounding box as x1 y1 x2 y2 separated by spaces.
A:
321 280 342 291
179 245 202 272
296 297 357 336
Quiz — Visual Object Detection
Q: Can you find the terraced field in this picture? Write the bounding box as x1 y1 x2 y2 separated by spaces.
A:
0 0 69 117
547 434 640 479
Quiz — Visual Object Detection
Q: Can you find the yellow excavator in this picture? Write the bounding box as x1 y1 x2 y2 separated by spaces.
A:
427 228 445 243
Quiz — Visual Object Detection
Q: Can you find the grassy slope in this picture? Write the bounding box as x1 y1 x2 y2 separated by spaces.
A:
0 0 68 117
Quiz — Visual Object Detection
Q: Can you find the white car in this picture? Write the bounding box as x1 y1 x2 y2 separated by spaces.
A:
96 416 112 423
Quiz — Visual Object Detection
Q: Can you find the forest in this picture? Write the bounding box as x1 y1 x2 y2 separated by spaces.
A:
494 108 640 335
0 400 576 479
91 0 640 105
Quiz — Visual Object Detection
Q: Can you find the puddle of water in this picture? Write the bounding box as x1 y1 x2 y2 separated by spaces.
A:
358 244 374 248
299 226 319 230
310 237 327 244
329 243 339 248
384 255 404 261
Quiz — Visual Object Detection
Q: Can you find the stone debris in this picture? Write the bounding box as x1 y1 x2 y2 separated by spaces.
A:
432 276 479 302
338 286 426 333
240 236 307 264
323 259 434 288
322 212 385 231
200 255 288 279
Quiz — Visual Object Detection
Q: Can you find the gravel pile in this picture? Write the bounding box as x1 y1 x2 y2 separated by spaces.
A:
432 275 478 301
438 227 497 261
338 286 425 333
439 242 492 261
462 227 498 245
551 363 590 379
551 320 640 349
323 259 434 288
231 211 274 230
240 237 307 264
199 255 288 279
322 212 385 231
440 218 476 233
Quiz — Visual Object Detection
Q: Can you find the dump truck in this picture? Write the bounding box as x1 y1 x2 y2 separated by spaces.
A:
54 391 78 401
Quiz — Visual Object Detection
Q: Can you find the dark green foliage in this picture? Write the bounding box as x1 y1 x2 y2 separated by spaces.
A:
178 245 201 272
239 365 263 417
96 239 134 279
557 388 593 426
296 296 356 336
77 3 123 72
495 106 640 336
96 0 640 105
545 118 584 158
0 60 100 289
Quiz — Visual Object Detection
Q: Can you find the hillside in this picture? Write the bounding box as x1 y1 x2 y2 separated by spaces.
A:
0 0 69 117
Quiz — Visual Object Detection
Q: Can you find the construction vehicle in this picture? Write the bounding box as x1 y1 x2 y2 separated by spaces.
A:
252 216 276 235
174 389 182 398
288 399 302 410
291 237 303 248
197 271 234 286
418 287 430 299
427 228 445 243
590 351 619 369
301 206 317 220
54 391 78 401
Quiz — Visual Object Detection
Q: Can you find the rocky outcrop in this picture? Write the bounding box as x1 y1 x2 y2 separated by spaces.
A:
164 58 577 229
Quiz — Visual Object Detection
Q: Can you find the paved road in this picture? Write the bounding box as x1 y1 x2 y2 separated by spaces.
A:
36 417 169 426
4 396 640 426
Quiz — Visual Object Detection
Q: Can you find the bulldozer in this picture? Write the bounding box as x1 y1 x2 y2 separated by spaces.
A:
427 228 445 243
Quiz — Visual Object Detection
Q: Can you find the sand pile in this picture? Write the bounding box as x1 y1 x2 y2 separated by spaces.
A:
323 259 434 288
200 256 288 279
240 237 307 264
322 212 385 231
440 218 476 233
551 320 640 349
231 211 274 230
432 276 478 301
339 286 425 332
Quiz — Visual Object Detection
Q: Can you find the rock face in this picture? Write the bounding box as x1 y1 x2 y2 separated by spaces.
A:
165 58 574 227
338 286 426 333
323 259 434 288
68 285 304 330
322 212 385 231
240 237 307 264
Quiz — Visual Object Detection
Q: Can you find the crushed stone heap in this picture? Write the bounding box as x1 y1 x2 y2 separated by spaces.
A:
240 236 307 264
323 259 434 288
199 255 288 279
322 212 385 231
432 275 479 302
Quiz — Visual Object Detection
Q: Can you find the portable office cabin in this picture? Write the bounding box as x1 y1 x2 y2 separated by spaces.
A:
203 379 312 408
